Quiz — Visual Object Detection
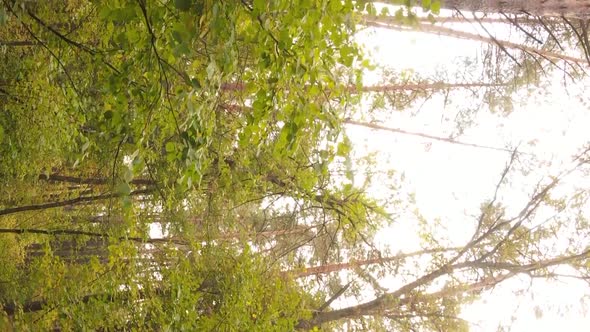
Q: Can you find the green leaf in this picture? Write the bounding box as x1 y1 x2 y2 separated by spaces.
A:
337 139 351 157
253 0 265 13
116 182 131 195
365 3 377 16
172 30 184 43
431 0 441 14
174 0 192 11
0 7 7 26
166 142 176 153
81 139 90 152
111 6 137 23
206 61 217 80
395 8 405 21
123 167 133 183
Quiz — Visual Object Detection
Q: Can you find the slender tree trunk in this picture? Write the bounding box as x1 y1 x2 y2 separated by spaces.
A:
0 188 153 216
39 173 154 186
417 15 540 25
374 0 590 17
0 227 183 244
295 270 514 329
26 238 110 264
2 289 166 316
439 0 590 18
344 120 520 153
295 248 590 329
219 104 519 153
0 40 38 46
221 82 508 93
286 247 462 278
364 17 588 64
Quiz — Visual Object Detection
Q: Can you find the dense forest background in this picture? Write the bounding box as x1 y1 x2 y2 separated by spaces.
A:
1 0 590 330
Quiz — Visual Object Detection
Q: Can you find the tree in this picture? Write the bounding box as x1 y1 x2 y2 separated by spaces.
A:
0 0 368 329
378 0 590 17
432 0 590 66
439 0 590 17
2 0 590 331
362 0 590 133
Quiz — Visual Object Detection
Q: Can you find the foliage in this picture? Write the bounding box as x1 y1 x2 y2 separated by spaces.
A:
2 0 590 331
0 0 373 329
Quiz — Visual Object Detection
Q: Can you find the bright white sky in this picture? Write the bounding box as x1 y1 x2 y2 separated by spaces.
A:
345 7 590 331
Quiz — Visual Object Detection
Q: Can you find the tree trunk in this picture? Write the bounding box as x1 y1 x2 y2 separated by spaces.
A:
286 247 462 278
295 270 514 329
0 40 38 46
221 82 507 93
364 17 588 64
39 173 154 186
440 0 590 18
344 120 519 153
0 188 153 216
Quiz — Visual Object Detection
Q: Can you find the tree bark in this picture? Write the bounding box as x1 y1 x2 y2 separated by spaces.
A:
344 120 519 153
286 247 462 278
39 173 154 186
295 269 514 329
295 247 590 329
440 0 590 18
221 82 507 93
0 227 184 245
364 17 588 64
0 40 38 46
0 188 153 216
